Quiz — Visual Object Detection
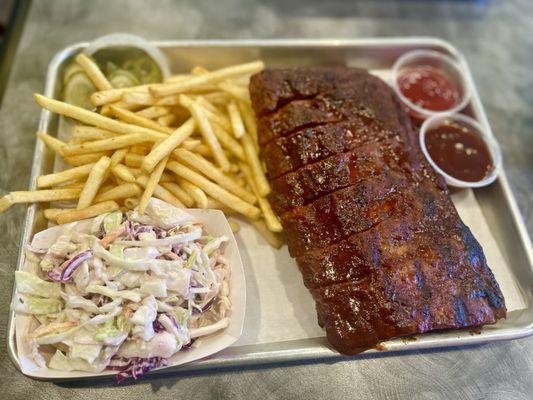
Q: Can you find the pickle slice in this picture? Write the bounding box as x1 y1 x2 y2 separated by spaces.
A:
62 63 84 85
108 69 140 88
123 56 162 84
63 72 97 109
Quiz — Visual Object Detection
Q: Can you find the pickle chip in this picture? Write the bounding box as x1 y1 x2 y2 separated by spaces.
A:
63 72 97 110
62 63 84 85
108 69 140 88
123 56 162 84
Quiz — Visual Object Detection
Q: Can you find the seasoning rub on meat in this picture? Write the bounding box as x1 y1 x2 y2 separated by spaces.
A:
250 67 506 354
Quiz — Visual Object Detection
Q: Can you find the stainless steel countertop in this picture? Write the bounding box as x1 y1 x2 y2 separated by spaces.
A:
0 1 531 399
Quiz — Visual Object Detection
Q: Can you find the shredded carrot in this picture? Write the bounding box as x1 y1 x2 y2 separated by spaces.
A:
99 224 126 247
164 252 180 261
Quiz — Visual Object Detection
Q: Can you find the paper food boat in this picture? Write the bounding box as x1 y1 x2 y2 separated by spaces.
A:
14 205 246 380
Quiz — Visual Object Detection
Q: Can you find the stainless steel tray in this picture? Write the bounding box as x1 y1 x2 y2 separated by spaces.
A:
7 38 533 379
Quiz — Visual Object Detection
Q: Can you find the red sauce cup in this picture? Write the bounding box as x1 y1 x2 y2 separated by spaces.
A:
392 50 470 120
419 113 502 188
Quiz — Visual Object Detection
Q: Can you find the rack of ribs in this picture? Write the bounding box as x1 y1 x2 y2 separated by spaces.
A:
250 67 506 354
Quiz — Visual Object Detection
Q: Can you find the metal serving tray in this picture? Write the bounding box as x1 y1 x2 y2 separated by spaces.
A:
7 38 533 378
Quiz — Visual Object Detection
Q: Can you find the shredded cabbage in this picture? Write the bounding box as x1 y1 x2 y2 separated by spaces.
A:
15 271 61 298
13 294 62 315
103 211 124 234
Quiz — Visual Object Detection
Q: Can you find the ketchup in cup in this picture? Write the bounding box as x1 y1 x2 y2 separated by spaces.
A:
392 50 470 120
419 114 502 188
398 66 460 112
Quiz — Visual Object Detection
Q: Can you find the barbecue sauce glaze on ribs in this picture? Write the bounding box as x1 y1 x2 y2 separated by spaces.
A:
250 67 506 354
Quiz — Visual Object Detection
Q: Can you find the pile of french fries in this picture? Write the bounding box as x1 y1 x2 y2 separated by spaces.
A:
0 55 283 248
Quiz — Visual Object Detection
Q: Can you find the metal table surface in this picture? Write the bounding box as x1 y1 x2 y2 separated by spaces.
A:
0 1 531 399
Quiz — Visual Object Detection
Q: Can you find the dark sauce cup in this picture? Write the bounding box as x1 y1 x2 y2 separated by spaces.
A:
419 113 502 188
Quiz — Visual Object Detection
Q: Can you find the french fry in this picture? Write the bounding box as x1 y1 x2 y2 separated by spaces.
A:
205 197 237 215
75 53 112 91
167 161 261 219
181 138 201 150
193 144 212 158
218 81 250 104
195 95 219 114
56 201 119 225
100 104 113 117
36 163 94 189
127 167 142 177
94 183 141 203
114 177 127 186
57 182 86 190
174 148 256 204
154 95 181 107
227 100 245 138
135 106 169 120
77 156 111 209
184 99 230 171
36 131 65 155
160 182 194 208
110 105 174 134
64 152 109 166
159 171 174 183
0 188 82 212
195 96 231 128
237 100 258 150
250 219 283 249
180 94 230 131
229 163 240 174
62 133 149 156
211 122 245 161
110 148 128 166
202 92 230 105
68 137 85 145
151 61 264 97
157 113 177 127
138 156 169 214
96 184 115 195
129 144 151 155
124 197 140 210
136 175 184 208
91 85 150 106
101 101 143 117
111 164 136 183
122 91 156 106
236 177 247 188
241 133 270 196
178 178 208 208
43 208 70 221
164 74 191 83
104 148 129 184
0 196 12 212
241 163 282 232
72 126 117 142
232 75 251 86
124 153 143 168
183 83 220 93
191 66 210 75
34 94 166 141
142 118 195 173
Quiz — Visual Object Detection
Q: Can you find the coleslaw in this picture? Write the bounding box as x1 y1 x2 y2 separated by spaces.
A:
12 198 231 382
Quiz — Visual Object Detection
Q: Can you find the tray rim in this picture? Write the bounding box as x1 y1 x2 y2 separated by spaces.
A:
6 37 533 380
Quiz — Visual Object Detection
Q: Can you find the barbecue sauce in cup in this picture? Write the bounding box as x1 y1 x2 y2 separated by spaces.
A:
424 121 493 182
